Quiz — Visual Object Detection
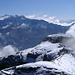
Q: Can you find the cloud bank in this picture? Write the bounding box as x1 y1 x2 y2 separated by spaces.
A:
26 15 74 26
0 45 18 57
61 24 75 50
66 24 75 38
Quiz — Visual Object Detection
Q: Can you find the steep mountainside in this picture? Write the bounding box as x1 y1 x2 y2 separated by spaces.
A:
0 34 75 75
0 15 69 50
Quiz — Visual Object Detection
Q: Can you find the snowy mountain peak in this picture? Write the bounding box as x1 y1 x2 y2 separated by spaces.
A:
0 15 27 21
0 34 75 75
0 14 10 20
0 15 75 75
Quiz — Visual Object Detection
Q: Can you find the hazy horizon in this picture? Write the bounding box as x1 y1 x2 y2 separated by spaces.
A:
0 0 75 20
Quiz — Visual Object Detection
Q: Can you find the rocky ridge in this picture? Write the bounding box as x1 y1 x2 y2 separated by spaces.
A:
0 34 75 75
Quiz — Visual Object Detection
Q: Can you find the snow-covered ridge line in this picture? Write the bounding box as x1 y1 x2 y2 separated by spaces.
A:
0 15 10 20
0 15 74 26
0 61 70 75
0 34 75 75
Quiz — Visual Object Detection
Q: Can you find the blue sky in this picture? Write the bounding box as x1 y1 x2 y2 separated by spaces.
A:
0 0 75 20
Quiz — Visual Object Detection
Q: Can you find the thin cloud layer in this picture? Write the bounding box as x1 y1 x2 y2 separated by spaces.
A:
26 15 74 26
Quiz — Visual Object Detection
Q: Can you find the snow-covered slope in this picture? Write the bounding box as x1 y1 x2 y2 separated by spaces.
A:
0 34 75 75
0 15 10 20
0 61 70 75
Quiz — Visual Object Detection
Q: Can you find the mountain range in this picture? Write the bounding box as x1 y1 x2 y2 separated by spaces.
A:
0 15 75 75
0 15 70 50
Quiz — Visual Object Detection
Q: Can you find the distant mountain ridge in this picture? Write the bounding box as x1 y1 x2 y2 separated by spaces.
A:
0 15 70 50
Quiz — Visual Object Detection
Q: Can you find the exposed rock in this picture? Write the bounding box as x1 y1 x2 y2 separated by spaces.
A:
0 34 74 75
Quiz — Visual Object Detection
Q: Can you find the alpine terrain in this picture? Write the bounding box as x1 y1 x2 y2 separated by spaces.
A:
0 23 75 74
0 15 75 75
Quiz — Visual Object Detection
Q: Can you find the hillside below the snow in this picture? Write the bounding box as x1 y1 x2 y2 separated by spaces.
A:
0 34 75 75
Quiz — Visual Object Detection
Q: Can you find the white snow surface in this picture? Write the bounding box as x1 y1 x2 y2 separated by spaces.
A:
17 23 29 28
66 24 75 38
1 61 68 75
0 34 75 75
2 25 10 29
54 54 75 75
16 54 75 75
22 41 63 61
17 41 75 75
0 15 10 20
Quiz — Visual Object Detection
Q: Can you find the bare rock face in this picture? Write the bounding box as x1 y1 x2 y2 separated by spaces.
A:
43 34 71 43
43 35 63 43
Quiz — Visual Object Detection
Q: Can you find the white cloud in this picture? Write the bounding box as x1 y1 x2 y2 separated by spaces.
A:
66 24 75 38
25 15 36 19
26 14 73 26
0 45 18 57
61 24 75 50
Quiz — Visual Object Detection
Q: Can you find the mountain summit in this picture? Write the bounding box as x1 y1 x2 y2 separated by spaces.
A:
0 33 75 75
